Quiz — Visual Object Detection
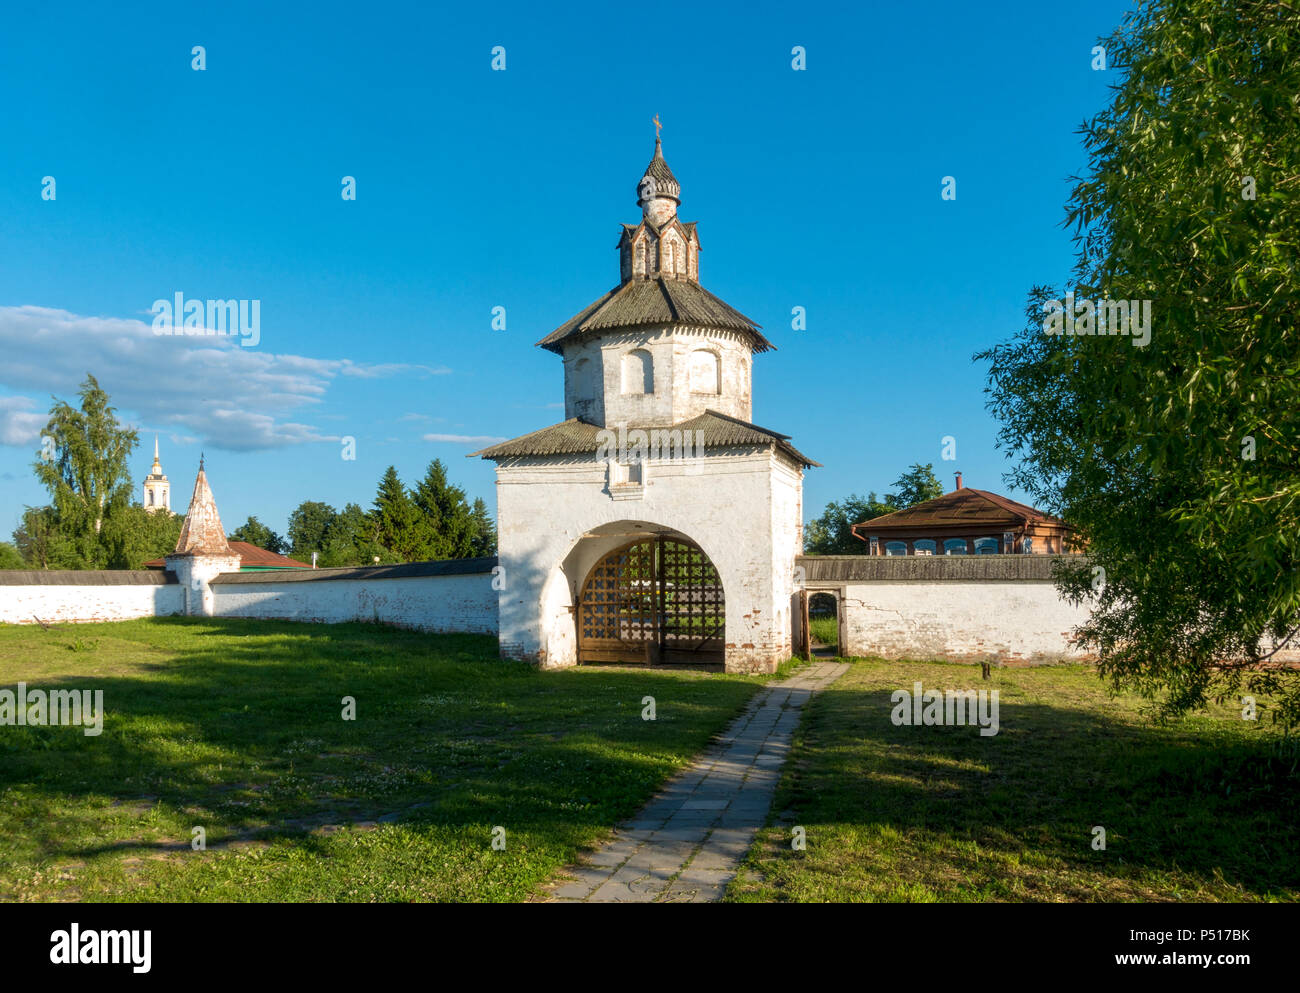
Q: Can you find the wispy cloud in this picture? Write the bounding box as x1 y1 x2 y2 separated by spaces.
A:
423 432 507 445
0 306 444 452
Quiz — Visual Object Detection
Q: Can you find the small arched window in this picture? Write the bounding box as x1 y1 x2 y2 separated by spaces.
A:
690 349 721 395
944 539 969 555
622 349 653 395
884 541 907 557
913 539 936 556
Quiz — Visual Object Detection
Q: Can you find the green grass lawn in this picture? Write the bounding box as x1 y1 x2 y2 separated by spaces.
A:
808 616 837 648
0 617 768 902
728 658 1300 902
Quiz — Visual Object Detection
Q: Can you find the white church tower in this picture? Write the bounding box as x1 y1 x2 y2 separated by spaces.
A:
142 436 170 513
474 129 816 674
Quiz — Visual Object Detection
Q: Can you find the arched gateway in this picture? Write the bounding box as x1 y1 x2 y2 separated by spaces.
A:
578 537 725 666
472 132 817 674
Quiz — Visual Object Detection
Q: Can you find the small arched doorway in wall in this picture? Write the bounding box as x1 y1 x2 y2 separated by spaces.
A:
577 535 725 667
807 591 839 655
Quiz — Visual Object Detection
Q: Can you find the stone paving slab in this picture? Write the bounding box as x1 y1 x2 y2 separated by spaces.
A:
540 659 849 903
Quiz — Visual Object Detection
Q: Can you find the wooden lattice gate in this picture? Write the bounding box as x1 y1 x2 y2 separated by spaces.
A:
577 537 725 666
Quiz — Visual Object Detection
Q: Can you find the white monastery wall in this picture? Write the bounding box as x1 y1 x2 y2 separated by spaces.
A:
838 580 1092 663
0 575 183 624
210 570 498 634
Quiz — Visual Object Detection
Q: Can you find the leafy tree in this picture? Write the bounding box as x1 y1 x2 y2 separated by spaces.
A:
101 505 185 569
975 0 1300 725
805 493 897 554
13 505 82 569
33 374 137 538
887 463 944 509
371 466 430 563
318 502 382 567
287 501 337 559
0 542 25 569
468 497 497 558
229 516 286 554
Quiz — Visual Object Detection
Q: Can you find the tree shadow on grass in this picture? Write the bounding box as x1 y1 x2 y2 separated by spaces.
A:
0 617 759 877
770 685 1299 900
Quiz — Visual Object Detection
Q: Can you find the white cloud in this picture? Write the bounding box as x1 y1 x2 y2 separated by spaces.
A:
423 432 508 445
0 395 46 446
0 306 442 452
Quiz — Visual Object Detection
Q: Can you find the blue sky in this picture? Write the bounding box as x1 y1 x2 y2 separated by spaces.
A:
0 0 1133 540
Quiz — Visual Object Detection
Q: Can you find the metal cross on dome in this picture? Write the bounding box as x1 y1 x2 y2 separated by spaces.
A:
653 113 662 139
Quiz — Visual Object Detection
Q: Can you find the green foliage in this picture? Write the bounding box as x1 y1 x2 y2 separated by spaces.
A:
100 505 185 569
887 463 943 509
975 0 1300 725
371 466 431 563
286 501 337 559
468 497 497 558
18 374 140 568
317 502 382 568
805 464 946 554
32 374 137 538
229 515 286 554
805 493 896 554
0 543 25 569
285 462 497 567
412 459 474 559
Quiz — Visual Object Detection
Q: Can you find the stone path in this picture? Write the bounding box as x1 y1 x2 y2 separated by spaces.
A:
544 659 849 903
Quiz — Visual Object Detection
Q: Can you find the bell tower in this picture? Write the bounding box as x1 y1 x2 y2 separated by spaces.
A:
143 436 171 513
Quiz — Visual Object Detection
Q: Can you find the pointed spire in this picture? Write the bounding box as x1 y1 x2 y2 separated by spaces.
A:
637 134 681 221
172 459 231 555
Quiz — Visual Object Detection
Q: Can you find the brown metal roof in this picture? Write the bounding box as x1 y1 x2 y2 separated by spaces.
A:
536 277 773 353
854 487 1067 532
143 541 311 570
470 409 818 467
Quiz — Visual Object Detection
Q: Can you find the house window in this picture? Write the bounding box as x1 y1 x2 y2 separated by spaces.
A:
973 537 999 555
1021 536 1034 554
884 541 907 556
690 349 721 394
621 349 653 394
913 539 937 555
943 539 968 555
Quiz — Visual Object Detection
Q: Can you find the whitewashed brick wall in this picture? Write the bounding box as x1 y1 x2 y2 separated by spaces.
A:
0 579 183 624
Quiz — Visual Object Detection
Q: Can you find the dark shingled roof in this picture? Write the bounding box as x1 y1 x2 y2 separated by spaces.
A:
469 409 818 467
797 554 1079 582
210 557 497 585
639 138 680 199
537 276 772 353
0 570 178 586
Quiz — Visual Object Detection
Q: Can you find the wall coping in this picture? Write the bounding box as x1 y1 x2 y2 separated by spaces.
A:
209 556 499 585
0 570 179 586
797 553 1086 582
